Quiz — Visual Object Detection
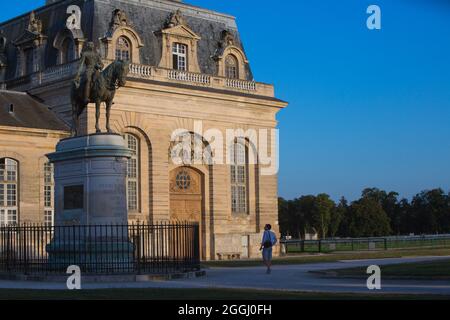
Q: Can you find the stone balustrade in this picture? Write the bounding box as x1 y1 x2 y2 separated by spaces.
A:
128 64 272 96
167 69 211 85
5 74 32 91
6 60 274 98
225 78 257 91
129 63 152 78
41 61 78 83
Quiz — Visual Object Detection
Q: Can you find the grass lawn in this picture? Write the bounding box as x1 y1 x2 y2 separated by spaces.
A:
317 258 450 280
202 247 450 268
286 240 450 253
0 288 449 300
1 248 449 300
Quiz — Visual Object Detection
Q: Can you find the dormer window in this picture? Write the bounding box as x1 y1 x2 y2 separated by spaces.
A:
61 38 75 64
14 11 47 77
101 10 143 64
115 36 130 61
172 43 187 71
225 55 239 79
157 10 201 73
24 48 34 75
215 30 249 80
53 28 83 65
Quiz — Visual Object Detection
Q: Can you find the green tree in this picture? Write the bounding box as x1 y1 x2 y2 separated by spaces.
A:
410 189 449 234
295 195 316 238
330 197 347 237
348 197 392 237
307 194 335 239
278 197 290 236
278 196 310 238
397 198 412 235
278 188 450 239
361 187 399 234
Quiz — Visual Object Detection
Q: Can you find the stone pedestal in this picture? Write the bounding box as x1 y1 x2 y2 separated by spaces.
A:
46 134 134 272
47 133 132 226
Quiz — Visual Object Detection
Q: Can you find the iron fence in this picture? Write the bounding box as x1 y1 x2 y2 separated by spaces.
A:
0 222 200 275
281 234 450 254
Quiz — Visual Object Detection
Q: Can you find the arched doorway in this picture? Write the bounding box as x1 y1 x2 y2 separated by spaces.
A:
170 167 203 222
169 167 205 258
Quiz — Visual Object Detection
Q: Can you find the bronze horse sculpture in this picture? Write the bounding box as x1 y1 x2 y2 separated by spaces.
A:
71 60 130 136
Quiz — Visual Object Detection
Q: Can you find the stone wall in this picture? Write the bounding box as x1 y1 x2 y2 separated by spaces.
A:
26 76 284 259
0 127 68 223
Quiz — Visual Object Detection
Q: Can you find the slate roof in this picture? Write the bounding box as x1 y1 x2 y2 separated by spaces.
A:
0 90 70 131
0 0 253 80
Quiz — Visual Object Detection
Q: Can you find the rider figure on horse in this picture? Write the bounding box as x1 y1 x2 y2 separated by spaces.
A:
74 42 104 105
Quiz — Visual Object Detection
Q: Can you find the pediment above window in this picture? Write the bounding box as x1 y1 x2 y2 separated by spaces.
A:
100 9 144 64
216 45 248 63
160 25 201 41
13 12 47 77
14 12 47 47
14 30 47 47
53 28 85 64
156 22 201 73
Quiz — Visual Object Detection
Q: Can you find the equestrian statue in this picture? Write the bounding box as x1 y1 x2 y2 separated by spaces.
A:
71 42 130 136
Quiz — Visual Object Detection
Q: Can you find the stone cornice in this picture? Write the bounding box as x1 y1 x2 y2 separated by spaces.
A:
0 125 70 137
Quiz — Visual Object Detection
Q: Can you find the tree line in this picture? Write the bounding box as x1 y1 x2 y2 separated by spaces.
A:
278 188 450 239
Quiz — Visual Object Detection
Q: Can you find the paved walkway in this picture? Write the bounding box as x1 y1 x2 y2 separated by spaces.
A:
1 256 449 295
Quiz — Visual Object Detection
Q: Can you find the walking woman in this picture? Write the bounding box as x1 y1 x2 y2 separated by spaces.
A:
260 224 277 274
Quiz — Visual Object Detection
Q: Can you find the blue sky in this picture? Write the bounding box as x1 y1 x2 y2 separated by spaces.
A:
1 1 450 201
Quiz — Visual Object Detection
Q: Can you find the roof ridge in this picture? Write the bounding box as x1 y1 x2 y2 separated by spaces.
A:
0 90 27 95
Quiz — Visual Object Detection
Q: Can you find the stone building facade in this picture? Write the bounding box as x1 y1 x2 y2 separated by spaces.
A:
0 0 287 260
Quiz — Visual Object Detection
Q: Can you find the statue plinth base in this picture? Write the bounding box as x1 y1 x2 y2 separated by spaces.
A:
47 133 132 226
46 134 134 272
46 238 135 273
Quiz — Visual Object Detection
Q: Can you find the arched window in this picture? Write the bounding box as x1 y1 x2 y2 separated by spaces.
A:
0 158 18 226
115 36 131 61
43 162 54 226
169 132 212 165
225 54 239 79
172 43 187 71
230 140 248 214
61 38 75 64
125 134 140 212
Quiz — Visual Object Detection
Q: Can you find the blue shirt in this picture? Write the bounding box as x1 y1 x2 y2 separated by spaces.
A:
261 230 277 246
